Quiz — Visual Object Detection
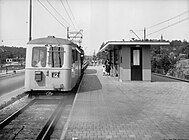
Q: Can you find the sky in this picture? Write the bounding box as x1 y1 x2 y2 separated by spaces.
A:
0 0 189 55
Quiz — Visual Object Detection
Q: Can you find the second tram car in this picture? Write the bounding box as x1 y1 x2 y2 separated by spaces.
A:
25 36 82 92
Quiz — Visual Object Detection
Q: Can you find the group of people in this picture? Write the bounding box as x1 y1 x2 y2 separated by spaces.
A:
102 59 111 76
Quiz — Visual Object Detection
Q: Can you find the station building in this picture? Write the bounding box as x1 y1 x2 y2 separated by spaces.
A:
100 41 170 81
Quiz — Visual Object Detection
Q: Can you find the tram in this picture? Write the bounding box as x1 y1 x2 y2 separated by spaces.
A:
24 36 82 92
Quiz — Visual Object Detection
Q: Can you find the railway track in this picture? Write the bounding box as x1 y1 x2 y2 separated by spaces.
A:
0 95 74 140
0 61 88 140
35 98 65 140
0 98 36 130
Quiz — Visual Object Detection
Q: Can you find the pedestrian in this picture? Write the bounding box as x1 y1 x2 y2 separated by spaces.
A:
102 65 106 76
106 64 110 76
105 59 111 76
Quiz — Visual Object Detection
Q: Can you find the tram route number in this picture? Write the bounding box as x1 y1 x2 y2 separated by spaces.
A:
52 72 60 78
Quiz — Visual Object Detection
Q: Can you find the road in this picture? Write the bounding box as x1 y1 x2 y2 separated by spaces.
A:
0 72 25 96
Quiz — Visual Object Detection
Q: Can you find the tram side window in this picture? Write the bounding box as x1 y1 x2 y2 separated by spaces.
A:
72 50 75 63
32 47 47 67
76 51 78 61
48 47 64 67
72 49 78 63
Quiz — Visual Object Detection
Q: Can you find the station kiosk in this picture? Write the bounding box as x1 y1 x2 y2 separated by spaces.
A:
100 41 169 81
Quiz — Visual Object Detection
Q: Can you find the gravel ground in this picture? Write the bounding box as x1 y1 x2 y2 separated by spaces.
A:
0 102 58 140
0 95 34 122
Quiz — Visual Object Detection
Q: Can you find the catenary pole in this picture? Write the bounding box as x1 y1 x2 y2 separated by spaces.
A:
144 27 146 40
29 0 32 41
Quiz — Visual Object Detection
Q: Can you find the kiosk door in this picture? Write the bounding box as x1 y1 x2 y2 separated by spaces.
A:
131 47 142 81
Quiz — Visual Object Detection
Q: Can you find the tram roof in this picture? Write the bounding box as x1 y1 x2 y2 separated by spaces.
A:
27 36 76 46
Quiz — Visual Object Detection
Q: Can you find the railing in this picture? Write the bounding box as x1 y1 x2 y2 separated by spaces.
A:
152 72 189 83
82 61 89 73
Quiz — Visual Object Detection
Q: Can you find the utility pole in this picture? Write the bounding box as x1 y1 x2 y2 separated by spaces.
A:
29 0 32 41
67 27 69 39
144 27 146 40
161 34 163 41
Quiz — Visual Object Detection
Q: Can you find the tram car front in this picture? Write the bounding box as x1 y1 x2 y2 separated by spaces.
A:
24 36 82 92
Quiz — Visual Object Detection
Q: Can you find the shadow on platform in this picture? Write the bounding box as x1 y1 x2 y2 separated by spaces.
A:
84 69 97 75
80 74 102 92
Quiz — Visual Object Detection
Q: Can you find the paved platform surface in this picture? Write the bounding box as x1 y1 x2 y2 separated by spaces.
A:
63 66 189 140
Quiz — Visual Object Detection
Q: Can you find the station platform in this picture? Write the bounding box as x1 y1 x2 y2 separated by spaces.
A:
61 66 189 140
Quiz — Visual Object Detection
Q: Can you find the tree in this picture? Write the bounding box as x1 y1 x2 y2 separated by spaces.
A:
151 40 189 74
0 46 26 64
96 51 108 60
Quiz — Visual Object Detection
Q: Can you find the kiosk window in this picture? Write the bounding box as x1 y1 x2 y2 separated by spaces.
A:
133 50 140 65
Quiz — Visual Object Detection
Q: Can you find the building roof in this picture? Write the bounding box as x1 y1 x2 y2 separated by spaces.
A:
100 40 170 52
27 36 76 45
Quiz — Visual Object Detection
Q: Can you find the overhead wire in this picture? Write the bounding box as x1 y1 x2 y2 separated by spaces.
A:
147 17 189 36
37 0 67 29
146 10 189 37
147 10 189 29
131 11 189 38
37 0 81 41
65 0 79 30
59 0 77 30
46 0 72 28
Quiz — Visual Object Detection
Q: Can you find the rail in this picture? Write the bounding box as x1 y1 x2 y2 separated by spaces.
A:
0 99 35 130
0 98 64 140
35 100 65 140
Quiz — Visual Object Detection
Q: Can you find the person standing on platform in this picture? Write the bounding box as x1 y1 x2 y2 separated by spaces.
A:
105 59 111 76
102 65 106 76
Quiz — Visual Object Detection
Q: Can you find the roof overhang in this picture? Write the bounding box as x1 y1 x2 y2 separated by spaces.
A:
99 41 170 52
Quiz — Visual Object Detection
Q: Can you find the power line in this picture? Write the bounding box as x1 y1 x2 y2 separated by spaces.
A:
147 10 189 29
147 17 189 36
37 0 67 29
59 0 77 30
46 0 72 27
65 0 79 30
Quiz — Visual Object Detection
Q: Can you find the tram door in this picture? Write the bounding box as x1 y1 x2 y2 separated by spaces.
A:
131 47 142 81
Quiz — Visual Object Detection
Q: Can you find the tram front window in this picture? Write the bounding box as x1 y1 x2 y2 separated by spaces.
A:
32 47 47 67
48 47 64 67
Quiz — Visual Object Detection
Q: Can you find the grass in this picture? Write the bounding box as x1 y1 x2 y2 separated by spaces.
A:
0 92 27 110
